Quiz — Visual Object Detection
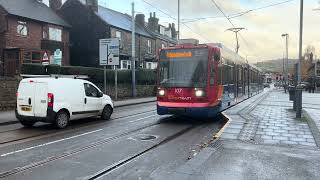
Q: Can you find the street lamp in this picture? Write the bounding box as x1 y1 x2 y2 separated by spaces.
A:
281 33 289 93
296 0 304 118
226 27 246 54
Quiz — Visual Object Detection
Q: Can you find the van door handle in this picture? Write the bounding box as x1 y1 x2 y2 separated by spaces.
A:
84 98 87 104
28 98 31 105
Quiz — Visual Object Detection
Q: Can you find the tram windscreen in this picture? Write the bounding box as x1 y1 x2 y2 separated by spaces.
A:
159 48 208 87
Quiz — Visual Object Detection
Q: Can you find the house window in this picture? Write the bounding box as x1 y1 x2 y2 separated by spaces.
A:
161 44 165 48
49 27 62 41
22 51 45 64
42 26 48 39
17 21 28 36
147 40 152 53
116 31 121 39
121 60 131 70
146 62 157 69
115 31 122 48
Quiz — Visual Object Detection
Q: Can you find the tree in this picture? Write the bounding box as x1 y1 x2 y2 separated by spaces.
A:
304 45 316 61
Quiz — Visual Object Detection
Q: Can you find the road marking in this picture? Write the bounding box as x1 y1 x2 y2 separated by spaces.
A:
129 115 158 123
0 129 103 157
213 113 230 139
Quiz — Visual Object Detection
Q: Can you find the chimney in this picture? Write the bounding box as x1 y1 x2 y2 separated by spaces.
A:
135 14 145 27
86 0 98 12
148 12 159 33
49 0 62 11
171 23 177 39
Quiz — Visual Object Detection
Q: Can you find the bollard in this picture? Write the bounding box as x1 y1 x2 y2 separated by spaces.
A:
295 85 303 118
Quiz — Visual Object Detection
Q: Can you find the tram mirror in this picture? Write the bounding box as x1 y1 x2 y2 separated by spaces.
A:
213 52 220 61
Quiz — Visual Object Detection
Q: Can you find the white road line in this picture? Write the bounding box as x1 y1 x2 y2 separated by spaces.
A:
0 129 103 157
129 115 158 123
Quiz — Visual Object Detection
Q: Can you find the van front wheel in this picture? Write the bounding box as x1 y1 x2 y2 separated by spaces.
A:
101 105 112 120
19 119 35 128
54 111 69 129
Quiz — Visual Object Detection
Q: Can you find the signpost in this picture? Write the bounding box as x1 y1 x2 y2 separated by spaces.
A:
42 52 49 65
53 49 62 66
99 38 120 100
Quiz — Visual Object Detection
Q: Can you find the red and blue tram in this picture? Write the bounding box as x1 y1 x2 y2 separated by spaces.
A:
156 43 263 118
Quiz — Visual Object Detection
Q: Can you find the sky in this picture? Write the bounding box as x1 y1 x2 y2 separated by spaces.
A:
48 0 320 63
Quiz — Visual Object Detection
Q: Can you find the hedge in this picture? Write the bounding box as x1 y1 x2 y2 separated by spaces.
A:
20 64 156 85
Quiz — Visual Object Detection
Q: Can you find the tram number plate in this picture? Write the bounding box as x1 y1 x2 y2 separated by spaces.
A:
168 108 185 114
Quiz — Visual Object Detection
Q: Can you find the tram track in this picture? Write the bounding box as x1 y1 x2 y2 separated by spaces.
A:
0 101 156 127
0 115 174 178
87 115 229 180
0 114 229 179
0 109 157 147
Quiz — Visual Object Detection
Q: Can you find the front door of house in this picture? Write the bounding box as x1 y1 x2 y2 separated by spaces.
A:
4 49 20 77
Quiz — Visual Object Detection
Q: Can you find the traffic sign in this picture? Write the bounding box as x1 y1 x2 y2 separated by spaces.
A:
42 52 49 61
42 52 49 65
99 38 120 66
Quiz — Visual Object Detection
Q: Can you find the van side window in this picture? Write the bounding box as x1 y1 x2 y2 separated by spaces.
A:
84 83 99 97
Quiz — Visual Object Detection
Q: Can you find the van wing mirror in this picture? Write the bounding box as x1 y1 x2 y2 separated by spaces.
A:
98 91 104 97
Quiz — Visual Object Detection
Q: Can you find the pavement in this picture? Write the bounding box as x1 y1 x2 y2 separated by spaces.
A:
158 87 320 179
0 97 156 125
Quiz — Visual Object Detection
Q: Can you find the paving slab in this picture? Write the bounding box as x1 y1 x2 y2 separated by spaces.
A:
160 139 320 180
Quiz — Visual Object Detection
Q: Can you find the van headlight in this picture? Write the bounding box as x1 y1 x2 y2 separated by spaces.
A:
158 89 165 96
195 89 205 97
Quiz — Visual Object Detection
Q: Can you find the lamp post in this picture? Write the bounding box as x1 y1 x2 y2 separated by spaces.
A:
282 33 289 93
296 0 304 118
226 28 245 54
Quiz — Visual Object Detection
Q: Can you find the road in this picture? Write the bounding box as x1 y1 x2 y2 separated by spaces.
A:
0 102 226 180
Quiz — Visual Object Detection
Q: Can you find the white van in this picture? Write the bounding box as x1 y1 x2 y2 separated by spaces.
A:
15 78 113 129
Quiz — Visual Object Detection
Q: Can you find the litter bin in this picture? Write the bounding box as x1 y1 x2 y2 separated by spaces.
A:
288 86 295 101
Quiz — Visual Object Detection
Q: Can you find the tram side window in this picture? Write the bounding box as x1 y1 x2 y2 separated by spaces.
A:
210 62 214 85
222 64 229 85
229 66 234 84
238 67 242 81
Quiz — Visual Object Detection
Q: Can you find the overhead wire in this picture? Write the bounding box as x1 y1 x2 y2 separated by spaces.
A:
184 0 295 23
210 0 255 57
140 0 212 42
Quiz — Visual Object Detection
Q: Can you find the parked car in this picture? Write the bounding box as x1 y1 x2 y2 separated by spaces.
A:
300 81 309 91
16 78 113 129
263 83 270 88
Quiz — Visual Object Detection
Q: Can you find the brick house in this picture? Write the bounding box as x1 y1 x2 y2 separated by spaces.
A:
0 0 71 76
60 0 177 70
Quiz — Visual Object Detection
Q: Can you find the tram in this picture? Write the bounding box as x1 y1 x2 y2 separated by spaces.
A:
156 42 263 118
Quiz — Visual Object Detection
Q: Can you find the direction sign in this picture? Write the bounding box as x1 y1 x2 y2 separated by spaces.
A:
99 38 120 66
53 49 62 66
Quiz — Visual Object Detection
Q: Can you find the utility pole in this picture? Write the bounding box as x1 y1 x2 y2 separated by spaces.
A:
178 0 180 40
282 33 289 93
283 52 285 84
296 0 304 118
131 2 136 97
226 27 245 54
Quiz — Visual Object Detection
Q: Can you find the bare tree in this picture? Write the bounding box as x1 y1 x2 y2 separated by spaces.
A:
304 45 316 61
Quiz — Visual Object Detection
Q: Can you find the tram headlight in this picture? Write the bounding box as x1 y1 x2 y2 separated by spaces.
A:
195 89 205 97
158 89 165 96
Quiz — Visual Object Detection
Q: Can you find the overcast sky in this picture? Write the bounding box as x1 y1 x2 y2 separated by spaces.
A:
48 0 320 62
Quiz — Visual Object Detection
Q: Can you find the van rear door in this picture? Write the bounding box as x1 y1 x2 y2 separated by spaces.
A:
34 82 48 117
17 81 35 117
